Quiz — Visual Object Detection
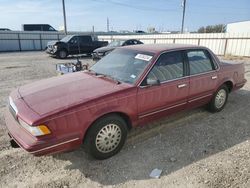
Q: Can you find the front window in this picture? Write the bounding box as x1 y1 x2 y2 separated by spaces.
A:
146 51 184 83
90 49 154 84
60 35 73 42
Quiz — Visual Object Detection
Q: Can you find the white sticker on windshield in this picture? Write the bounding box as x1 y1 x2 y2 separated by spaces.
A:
135 54 153 61
130 74 136 79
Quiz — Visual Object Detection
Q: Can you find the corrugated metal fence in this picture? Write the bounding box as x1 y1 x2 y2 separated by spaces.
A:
98 33 250 57
0 31 249 57
0 31 66 51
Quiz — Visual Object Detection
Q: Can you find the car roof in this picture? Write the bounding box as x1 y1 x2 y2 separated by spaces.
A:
72 35 92 37
121 43 205 53
112 39 139 41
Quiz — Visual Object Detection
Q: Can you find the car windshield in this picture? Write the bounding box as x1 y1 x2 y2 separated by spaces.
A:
108 40 125 47
60 35 73 42
90 48 154 84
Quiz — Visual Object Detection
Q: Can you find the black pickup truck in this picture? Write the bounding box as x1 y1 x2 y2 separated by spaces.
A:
46 35 108 59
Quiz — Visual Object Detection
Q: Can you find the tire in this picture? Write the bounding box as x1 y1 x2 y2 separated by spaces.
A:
84 115 128 160
208 85 229 112
57 49 67 59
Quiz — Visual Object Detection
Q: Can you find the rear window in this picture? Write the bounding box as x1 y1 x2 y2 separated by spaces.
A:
79 36 92 43
187 50 214 75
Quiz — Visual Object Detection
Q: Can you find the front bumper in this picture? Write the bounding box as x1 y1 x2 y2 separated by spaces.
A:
4 109 81 156
46 47 57 55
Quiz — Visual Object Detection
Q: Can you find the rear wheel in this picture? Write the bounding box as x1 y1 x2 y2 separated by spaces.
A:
208 85 229 112
57 49 68 59
84 115 128 160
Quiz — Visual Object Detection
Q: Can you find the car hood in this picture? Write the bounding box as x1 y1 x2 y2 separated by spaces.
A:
47 41 58 46
94 46 116 53
18 72 131 116
47 41 66 46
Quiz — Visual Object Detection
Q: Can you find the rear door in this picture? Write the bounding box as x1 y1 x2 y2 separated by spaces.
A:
186 49 219 107
137 50 189 121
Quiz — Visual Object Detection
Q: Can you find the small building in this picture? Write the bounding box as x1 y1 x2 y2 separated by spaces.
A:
226 20 250 33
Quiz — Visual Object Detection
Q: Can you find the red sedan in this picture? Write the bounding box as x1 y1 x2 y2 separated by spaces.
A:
5 44 246 159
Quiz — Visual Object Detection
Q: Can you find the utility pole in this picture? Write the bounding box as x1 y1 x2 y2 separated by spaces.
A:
92 25 95 34
62 0 67 35
181 0 186 33
107 17 110 32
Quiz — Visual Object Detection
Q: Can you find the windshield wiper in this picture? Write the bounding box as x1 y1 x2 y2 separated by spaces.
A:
88 69 98 75
96 72 121 84
88 70 121 84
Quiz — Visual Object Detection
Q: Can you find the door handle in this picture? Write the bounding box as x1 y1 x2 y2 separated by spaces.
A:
211 76 217 80
177 83 187 88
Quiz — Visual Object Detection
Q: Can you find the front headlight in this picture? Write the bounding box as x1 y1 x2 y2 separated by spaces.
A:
18 118 51 136
53 45 58 50
97 52 104 56
104 50 111 55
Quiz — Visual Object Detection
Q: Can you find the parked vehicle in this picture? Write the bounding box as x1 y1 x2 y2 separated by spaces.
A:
46 35 108 59
5 44 246 159
134 30 146 33
0 28 11 31
22 24 56 32
92 39 143 59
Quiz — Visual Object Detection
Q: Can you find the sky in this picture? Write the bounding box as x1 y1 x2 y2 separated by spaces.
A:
0 0 249 32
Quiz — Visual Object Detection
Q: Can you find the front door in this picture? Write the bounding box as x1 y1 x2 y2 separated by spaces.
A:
137 50 189 122
68 36 80 55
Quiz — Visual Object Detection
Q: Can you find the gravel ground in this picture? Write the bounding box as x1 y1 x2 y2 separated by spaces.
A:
0 51 250 188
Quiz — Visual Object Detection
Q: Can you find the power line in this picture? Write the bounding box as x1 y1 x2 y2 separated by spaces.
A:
92 0 179 12
188 2 250 10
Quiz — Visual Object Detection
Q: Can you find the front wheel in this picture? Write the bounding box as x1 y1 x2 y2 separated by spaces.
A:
57 49 68 59
84 115 128 160
208 85 229 112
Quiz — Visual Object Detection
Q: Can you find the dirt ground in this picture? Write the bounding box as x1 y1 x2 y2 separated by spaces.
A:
0 51 250 188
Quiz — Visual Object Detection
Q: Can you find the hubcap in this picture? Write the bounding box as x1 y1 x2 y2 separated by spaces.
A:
95 124 121 153
215 89 226 109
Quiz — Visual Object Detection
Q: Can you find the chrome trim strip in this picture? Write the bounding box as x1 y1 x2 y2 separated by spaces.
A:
137 47 220 87
188 94 213 103
9 96 18 115
139 102 187 119
160 76 189 84
29 138 80 154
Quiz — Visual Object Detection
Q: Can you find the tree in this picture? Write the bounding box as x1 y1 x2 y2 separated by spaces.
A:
198 24 226 33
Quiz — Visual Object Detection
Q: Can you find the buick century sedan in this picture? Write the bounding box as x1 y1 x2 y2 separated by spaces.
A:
5 44 246 159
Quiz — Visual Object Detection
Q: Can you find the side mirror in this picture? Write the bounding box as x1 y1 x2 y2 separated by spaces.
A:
146 78 160 86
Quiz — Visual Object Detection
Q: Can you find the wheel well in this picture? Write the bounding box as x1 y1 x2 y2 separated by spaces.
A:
83 112 132 142
224 81 233 92
97 112 132 130
58 48 68 53
115 112 132 130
